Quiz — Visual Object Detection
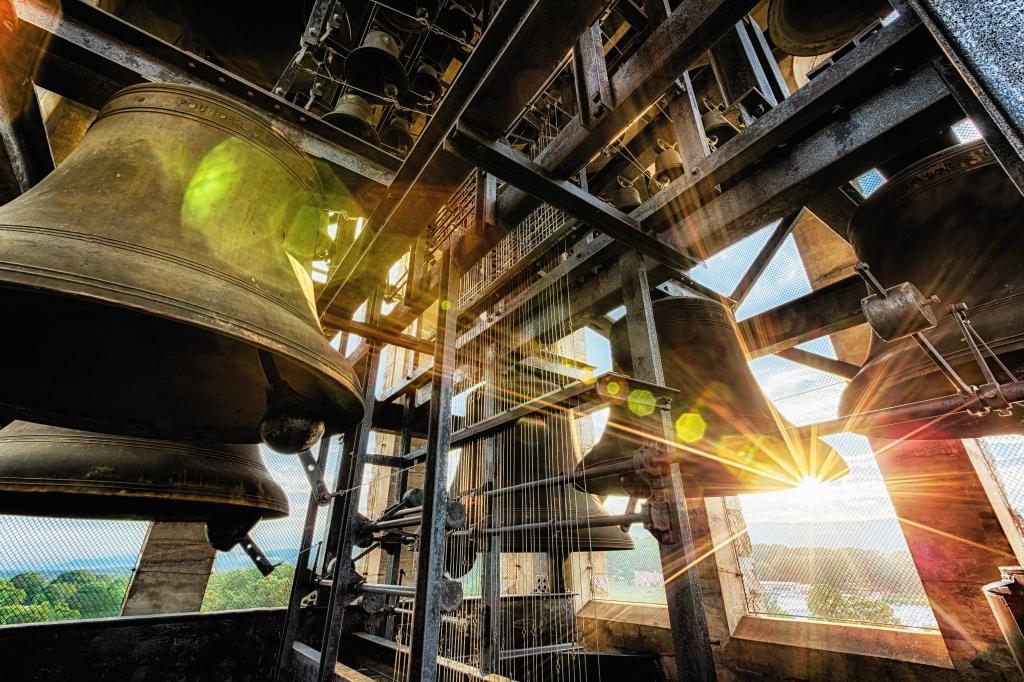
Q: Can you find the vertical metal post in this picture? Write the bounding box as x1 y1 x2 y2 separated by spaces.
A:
408 243 459 682
573 21 613 131
669 72 712 174
275 436 334 679
478 343 502 674
382 391 415 638
709 19 778 125
618 250 717 682
313 289 386 682
908 0 1024 193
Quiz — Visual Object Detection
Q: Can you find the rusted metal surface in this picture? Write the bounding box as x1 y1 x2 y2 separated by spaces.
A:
0 83 363 442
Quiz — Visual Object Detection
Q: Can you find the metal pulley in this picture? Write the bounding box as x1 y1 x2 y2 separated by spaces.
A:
0 84 364 447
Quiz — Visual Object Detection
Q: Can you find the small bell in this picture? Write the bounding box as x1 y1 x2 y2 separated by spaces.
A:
344 30 409 102
405 62 443 105
653 141 685 187
608 177 642 212
703 107 738 150
438 0 476 44
324 93 381 146
381 113 415 155
0 421 288 552
767 0 892 56
377 0 438 33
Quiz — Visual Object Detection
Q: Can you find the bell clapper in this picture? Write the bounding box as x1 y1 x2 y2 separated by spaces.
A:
258 350 328 455
239 534 278 577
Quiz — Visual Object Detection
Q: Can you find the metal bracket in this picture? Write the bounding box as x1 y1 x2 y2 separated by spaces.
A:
641 501 677 545
239 534 277 577
297 448 334 505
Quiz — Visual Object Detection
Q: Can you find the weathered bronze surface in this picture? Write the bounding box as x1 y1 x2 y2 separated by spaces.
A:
345 30 408 103
0 83 363 443
767 0 891 56
579 297 848 497
324 93 381 145
0 420 288 551
457 389 634 553
840 141 1024 439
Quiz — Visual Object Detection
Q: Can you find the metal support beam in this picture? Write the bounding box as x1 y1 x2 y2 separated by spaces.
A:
709 18 779 124
275 437 334 679
495 0 758 232
729 209 801 305
738 275 866 358
617 250 716 681
11 0 396 185
645 62 960 258
445 123 733 305
776 347 861 380
573 21 613 131
407 243 459 682
908 0 1024 193
321 313 435 355
636 11 931 233
0 0 53 202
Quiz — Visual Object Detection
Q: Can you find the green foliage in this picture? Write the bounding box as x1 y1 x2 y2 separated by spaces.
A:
807 583 897 625
0 569 128 625
202 564 295 612
749 545 921 595
10 572 47 604
0 579 27 607
0 600 80 624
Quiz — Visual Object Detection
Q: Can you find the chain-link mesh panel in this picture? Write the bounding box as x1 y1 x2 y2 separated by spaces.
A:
0 517 147 625
974 436 1024 538
201 438 343 612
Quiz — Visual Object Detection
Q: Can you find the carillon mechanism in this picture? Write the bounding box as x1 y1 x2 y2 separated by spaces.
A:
0 84 364 445
0 421 288 552
4 1 1023 681
579 297 849 498
840 140 1024 439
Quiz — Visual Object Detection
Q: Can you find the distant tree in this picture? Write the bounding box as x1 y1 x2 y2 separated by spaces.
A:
0 579 27 607
202 564 295 612
10 572 46 604
0 601 80 625
67 582 123 618
52 569 99 586
808 583 897 625
35 581 78 606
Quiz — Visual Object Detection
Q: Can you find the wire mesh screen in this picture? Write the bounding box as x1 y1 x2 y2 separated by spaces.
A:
973 436 1024 538
0 517 148 625
202 438 343 612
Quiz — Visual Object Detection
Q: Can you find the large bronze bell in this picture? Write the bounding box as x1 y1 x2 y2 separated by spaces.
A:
653 143 685 187
455 393 634 553
766 0 892 56
839 140 1024 439
703 107 739 151
579 297 848 498
344 30 409 102
0 421 288 551
325 93 381 145
0 84 363 447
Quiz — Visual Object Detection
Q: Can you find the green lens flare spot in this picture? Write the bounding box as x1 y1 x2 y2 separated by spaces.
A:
627 389 656 417
440 299 452 310
674 412 707 443
605 380 620 395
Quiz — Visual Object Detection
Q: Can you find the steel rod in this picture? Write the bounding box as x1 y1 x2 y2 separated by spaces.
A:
483 513 643 536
